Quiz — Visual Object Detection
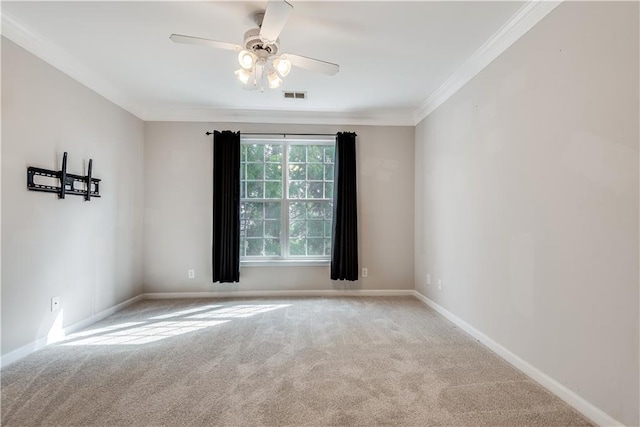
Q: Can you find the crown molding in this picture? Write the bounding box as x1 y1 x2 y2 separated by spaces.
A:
140 106 416 127
412 0 562 125
1 9 146 119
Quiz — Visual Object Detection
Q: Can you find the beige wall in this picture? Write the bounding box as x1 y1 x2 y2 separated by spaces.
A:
144 121 414 293
1 38 145 356
414 2 639 425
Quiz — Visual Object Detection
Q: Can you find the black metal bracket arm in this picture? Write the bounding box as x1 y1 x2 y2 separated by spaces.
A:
27 152 101 200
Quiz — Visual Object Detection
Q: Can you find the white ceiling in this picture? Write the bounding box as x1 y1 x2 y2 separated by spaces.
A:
1 1 532 125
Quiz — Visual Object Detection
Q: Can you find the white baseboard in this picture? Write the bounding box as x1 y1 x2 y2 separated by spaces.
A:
63 295 145 334
0 335 50 369
142 289 415 299
0 294 143 368
411 291 623 427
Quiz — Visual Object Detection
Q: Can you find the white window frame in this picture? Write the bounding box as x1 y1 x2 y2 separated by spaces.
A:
240 136 335 266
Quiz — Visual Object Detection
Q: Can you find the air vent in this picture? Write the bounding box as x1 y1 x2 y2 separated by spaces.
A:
283 91 307 100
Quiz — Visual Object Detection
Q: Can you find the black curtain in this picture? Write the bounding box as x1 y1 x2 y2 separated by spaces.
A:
212 130 240 283
331 132 359 280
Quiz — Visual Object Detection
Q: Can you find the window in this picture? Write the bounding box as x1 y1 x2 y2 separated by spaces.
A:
240 138 335 262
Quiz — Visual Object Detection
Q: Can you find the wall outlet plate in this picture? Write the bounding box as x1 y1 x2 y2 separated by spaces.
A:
362 268 368 278
427 274 431 285
188 269 195 279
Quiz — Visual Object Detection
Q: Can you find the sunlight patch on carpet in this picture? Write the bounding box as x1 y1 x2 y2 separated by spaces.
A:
188 304 291 319
62 320 229 345
60 304 291 346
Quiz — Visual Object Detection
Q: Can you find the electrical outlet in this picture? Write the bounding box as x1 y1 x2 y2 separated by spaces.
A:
51 296 61 312
362 268 368 278
188 269 195 279
427 274 431 285
437 279 442 291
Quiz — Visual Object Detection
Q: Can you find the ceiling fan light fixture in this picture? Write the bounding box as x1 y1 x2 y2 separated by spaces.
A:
273 56 291 77
238 50 256 70
235 68 252 85
267 70 283 89
170 0 339 93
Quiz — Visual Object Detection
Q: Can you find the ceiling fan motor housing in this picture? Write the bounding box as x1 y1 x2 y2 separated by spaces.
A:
243 28 279 57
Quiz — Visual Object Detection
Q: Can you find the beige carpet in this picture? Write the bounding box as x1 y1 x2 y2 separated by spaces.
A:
2 297 592 426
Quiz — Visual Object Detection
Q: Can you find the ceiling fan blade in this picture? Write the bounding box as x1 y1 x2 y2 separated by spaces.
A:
286 54 340 76
259 0 293 44
169 34 242 52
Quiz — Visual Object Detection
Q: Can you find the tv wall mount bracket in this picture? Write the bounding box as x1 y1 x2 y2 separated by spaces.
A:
27 152 101 201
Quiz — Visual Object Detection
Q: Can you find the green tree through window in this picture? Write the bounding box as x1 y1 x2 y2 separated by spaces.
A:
240 139 334 260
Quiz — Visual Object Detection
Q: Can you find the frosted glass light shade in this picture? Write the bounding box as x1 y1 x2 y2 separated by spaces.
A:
238 50 256 70
267 70 282 88
235 68 251 84
273 56 291 77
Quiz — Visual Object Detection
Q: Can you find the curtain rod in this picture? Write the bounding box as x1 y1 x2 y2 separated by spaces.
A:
205 132 339 137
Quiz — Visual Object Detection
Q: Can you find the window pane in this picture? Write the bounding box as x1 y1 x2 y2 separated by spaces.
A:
264 239 281 256
324 239 332 256
306 201 325 218
247 144 264 162
265 163 282 180
241 145 247 162
242 202 263 219
307 220 323 237
324 164 334 181
246 220 263 237
246 239 263 256
308 146 323 163
307 182 323 199
289 202 306 220
324 202 333 219
307 238 324 256
264 220 280 238
265 202 281 219
246 182 264 198
289 238 306 255
289 145 305 162
240 199 281 258
265 181 282 198
289 220 305 238
307 164 323 180
289 181 306 199
246 163 264 180
265 144 282 162
325 183 333 199
324 146 335 163
289 164 305 180
324 221 332 238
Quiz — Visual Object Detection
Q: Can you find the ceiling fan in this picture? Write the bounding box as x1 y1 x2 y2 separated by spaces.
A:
170 0 340 91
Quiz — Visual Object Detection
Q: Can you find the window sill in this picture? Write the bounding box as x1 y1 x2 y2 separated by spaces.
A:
241 259 331 267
